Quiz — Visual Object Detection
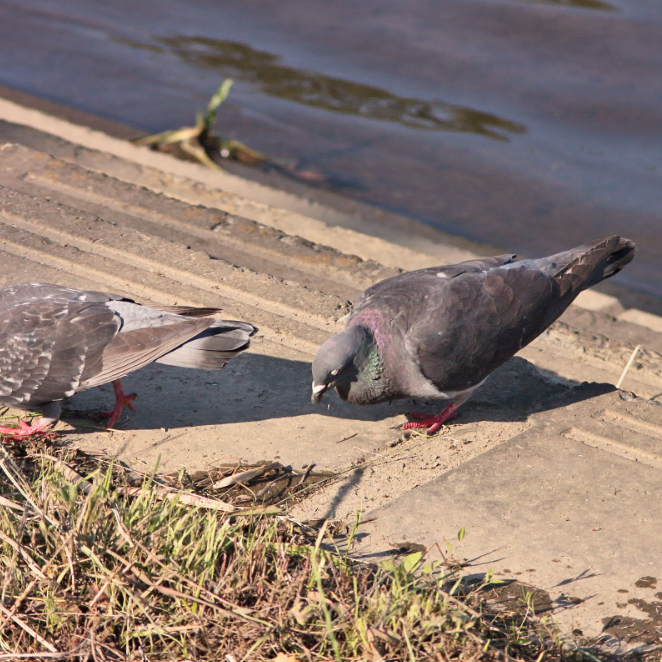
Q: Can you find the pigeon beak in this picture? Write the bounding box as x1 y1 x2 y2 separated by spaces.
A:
311 382 330 404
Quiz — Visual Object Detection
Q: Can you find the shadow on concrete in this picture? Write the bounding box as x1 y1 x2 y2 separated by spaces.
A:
61 353 615 433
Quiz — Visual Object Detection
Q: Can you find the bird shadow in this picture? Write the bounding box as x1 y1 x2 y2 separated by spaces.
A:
63 353 612 432
430 356 616 427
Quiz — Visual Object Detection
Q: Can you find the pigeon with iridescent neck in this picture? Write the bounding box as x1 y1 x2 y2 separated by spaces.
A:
311 236 635 434
0 283 256 438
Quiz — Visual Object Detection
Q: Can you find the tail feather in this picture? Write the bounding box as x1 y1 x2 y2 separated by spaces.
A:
156 320 257 370
584 236 636 288
508 236 635 338
153 305 223 318
551 235 636 296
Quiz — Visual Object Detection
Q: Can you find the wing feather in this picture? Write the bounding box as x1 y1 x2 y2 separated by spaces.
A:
80 317 213 389
0 297 119 408
409 266 557 392
351 254 518 318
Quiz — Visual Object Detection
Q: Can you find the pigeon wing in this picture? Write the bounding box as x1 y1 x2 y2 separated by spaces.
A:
0 283 256 402
351 254 518 317
0 298 119 407
80 316 214 389
405 265 557 393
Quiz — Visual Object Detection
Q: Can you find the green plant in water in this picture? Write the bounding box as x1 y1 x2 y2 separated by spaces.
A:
135 78 267 169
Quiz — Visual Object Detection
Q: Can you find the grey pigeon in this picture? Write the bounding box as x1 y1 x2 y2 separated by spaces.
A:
311 236 635 433
0 283 256 437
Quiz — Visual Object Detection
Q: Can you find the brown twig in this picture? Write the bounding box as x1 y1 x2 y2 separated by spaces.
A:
0 494 25 512
118 485 238 511
0 530 46 579
0 602 58 653
37 454 93 494
211 462 281 490
298 463 315 487
0 650 85 660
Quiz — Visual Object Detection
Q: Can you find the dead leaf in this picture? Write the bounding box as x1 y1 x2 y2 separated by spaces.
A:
272 654 302 662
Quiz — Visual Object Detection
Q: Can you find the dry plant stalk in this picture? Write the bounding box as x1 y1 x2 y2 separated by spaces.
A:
0 444 593 661
212 462 281 490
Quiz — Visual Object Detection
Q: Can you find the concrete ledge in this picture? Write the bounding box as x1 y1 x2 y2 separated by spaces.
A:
350 385 662 643
1 90 661 647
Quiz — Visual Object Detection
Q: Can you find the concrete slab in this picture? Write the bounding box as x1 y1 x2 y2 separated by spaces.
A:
57 341 415 473
350 385 662 642
0 185 417 470
0 143 397 299
0 99 661 648
291 357 572 521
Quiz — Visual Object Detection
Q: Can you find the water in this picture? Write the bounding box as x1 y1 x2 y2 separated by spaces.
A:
1 0 660 295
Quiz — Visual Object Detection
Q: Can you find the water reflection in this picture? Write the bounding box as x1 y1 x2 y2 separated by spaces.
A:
510 0 616 10
119 36 527 142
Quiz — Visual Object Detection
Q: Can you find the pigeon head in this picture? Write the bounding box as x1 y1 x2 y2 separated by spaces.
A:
311 325 373 404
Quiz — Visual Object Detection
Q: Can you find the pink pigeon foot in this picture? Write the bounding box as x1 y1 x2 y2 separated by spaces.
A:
404 411 439 420
101 379 137 429
401 402 459 435
0 418 56 441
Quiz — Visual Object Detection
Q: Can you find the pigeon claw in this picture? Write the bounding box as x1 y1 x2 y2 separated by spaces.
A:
401 402 459 435
0 418 56 441
405 411 434 420
101 379 138 429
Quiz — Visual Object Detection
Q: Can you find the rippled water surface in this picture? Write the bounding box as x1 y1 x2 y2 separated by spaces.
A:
0 0 660 295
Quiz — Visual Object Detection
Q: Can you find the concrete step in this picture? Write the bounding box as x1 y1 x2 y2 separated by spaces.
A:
0 143 396 300
345 385 662 644
0 175 570 483
1 92 662 646
520 322 662 400
0 182 419 471
1 140 661 401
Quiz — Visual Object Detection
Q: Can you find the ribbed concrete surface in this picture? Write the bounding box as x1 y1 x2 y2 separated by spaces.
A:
0 143 397 299
0 180 410 470
0 103 660 647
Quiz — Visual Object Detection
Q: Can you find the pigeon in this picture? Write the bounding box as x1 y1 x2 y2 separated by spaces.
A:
0 283 257 438
311 236 635 433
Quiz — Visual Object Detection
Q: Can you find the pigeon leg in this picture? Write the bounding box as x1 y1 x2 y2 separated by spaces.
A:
405 411 437 420
0 418 55 439
402 387 478 435
401 402 459 435
0 402 62 440
101 380 137 428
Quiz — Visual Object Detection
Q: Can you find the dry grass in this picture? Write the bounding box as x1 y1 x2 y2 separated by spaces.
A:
0 438 652 661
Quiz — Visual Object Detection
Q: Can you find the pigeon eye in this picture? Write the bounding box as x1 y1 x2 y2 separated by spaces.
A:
330 369 339 376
